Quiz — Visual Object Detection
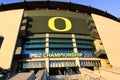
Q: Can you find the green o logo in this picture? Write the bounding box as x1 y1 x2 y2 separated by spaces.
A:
48 17 72 32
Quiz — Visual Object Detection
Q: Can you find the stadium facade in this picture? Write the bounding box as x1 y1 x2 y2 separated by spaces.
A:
0 1 120 80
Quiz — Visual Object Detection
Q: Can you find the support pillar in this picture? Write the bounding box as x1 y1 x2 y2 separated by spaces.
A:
75 57 80 68
45 57 49 76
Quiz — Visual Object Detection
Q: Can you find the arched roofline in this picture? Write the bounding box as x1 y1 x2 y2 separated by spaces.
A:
0 1 119 22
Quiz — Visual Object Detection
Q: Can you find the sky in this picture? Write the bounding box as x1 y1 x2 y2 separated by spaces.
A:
0 0 120 18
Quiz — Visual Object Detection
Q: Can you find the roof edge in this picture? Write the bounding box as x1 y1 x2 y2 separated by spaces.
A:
0 1 119 22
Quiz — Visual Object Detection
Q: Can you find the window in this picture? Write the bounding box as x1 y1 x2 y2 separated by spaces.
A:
0 36 4 48
76 39 96 57
49 38 73 53
23 38 45 57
